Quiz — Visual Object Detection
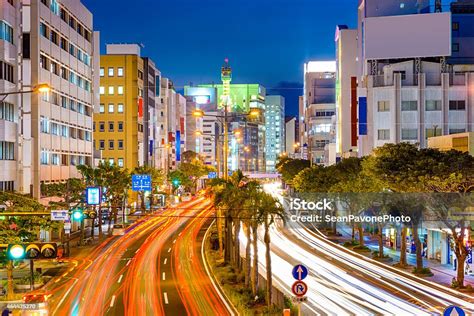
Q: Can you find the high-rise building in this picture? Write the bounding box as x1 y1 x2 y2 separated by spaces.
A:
335 25 358 159
301 61 336 164
0 0 99 198
357 0 474 156
95 44 146 170
265 95 285 171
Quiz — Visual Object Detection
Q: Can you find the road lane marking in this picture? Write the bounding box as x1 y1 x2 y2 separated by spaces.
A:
163 258 167 265
162 272 166 280
167 247 171 253
135 248 140 254
117 274 123 283
163 292 169 304
126 259 131 266
110 295 116 307
173 239 176 244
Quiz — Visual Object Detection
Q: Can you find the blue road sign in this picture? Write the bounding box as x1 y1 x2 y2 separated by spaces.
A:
291 281 308 297
132 174 152 192
86 187 101 205
208 172 217 179
444 306 466 316
292 264 308 280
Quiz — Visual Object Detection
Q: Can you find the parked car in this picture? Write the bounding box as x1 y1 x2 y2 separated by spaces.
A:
181 193 192 202
112 224 126 236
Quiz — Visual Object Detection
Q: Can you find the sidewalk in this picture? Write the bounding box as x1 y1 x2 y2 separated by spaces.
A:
335 226 474 288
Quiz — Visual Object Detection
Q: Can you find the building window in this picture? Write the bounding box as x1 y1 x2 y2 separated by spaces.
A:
377 101 390 112
425 127 442 139
109 140 114 150
69 43 75 56
40 150 48 165
99 86 105 95
118 68 124 77
426 100 441 111
50 0 59 15
50 30 59 45
0 141 14 160
0 61 14 83
118 86 124 95
108 103 114 113
108 158 114 165
61 125 68 137
0 181 15 192
108 122 114 132
60 8 67 22
99 104 105 113
117 158 124 167
401 129 418 140
40 22 48 38
99 140 105 150
377 129 390 140
108 86 114 95
449 100 466 111
61 67 68 80
60 37 67 51
108 67 114 77
118 104 124 113
100 68 105 77
138 70 143 80
0 21 14 44
401 101 417 111
99 121 105 132
0 102 15 122
118 122 124 132
118 140 124 150
452 43 459 52
40 116 50 133
51 153 60 165
449 128 466 135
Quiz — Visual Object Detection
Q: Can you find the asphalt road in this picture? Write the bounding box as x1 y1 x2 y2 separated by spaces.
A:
41 198 231 316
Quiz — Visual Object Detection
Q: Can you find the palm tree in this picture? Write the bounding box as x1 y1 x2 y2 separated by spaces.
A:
257 192 284 309
241 181 261 289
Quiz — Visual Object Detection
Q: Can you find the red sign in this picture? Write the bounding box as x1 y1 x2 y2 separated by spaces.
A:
291 281 308 297
138 97 143 118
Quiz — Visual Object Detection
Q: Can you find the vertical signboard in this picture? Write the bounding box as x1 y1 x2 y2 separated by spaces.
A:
358 97 367 136
176 131 181 162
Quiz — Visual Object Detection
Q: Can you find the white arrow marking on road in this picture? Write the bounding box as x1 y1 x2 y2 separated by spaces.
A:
110 295 116 308
163 258 168 265
117 274 123 284
163 292 169 304
162 272 166 280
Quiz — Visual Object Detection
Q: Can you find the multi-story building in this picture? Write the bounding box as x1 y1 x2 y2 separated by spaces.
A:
156 77 186 172
357 0 474 156
285 116 299 158
0 0 99 198
95 44 146 170
184 86 220 167
143 57 160 168
428 131 474 155
301 61 336 164
265 95 285 171
335 25 358 159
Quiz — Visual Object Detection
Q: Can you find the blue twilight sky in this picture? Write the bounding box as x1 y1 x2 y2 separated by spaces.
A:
82 0 358 116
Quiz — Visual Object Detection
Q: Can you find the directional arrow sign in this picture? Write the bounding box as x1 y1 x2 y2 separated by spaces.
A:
291 281 308 297
292 264 308 280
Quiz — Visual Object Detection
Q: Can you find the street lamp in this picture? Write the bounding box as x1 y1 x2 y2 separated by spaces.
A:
192 108 259 179
0 83 51 101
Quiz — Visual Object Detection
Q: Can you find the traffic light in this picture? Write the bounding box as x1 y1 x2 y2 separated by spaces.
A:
172 178 181 188
85 210 97 219
7 243 57 260
72 209 83 221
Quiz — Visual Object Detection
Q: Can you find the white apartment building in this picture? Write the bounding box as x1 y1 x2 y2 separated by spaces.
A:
0 0 98 198
335 25 358 159
301 61 336 164
156 77 186 171
265 95 285 171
